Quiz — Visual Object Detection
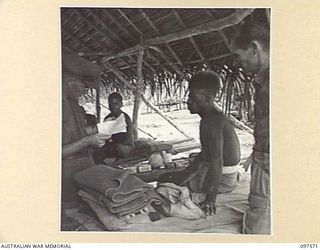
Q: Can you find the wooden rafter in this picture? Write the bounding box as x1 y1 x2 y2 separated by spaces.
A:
101 9 254 62
149 46 184 78
205 10 232 51
173 10 209 69
75 10 155 78
104 52 232 71
114 9 177 76
140 9 184 67
118 9 143 36
74 9 139 75
147 9 254 44
101 10 158 75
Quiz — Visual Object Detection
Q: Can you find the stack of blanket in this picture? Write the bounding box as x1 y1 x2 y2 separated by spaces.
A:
74 165 162 230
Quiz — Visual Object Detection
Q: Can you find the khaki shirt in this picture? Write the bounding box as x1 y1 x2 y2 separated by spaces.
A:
253 59 270 153
62 96 93 162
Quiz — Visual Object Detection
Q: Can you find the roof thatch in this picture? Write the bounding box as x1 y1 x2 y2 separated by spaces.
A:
61 8 269 87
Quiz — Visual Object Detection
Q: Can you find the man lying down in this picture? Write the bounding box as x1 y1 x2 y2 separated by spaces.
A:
160 70 241 216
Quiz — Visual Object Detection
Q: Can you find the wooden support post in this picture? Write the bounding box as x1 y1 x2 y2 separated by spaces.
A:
132 49 144 139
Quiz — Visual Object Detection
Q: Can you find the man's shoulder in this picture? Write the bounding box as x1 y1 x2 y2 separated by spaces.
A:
104 113 113 121
122 111 132 121
205 112 227 125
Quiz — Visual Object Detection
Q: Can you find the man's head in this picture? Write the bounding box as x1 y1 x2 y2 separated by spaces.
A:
187 71 220 115
230 22 270 74
108 92 123 116
63 75 86 100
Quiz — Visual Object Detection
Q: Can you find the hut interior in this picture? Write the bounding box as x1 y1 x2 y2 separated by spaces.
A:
61 8 269 232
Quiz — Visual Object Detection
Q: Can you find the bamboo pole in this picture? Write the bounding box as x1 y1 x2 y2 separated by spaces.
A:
100 9 254 62
132 49 145 139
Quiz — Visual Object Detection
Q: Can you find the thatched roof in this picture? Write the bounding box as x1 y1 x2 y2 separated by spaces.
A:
61 8 269 87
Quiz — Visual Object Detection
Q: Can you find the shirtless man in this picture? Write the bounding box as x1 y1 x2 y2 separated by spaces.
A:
162 71 241 215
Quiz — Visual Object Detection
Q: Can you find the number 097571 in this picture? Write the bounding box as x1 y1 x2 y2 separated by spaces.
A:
300 244 318 248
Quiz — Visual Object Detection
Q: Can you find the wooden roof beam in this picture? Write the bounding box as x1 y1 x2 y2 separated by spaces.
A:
72 9 143 75
103 52 232 71
62 25 93 52
86 9 126 48
147 9 254 44
173 10 210 69
114 9 175 76
117 9 144 37
140 10 184 67
101 10 158 75
83 9 156 76
102 9 254 62
149 46 184 78
205 10 232 51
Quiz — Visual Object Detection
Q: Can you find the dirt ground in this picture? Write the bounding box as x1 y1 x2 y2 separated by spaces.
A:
83 101 254 160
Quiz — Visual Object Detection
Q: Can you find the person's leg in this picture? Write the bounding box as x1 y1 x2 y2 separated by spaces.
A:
243 152 271 234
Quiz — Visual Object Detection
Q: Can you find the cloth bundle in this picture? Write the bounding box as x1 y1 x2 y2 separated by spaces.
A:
74 165 162 230
134 139 173 155
155 182 204 220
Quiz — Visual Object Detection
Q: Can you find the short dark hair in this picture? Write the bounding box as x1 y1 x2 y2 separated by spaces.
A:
189 71 220 96
232 21 269 51
108 92 123 102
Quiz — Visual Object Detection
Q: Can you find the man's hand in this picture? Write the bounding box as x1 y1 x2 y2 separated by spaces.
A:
201 199 216 216
83 134 111 148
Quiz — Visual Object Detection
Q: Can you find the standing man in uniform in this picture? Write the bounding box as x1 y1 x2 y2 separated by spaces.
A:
230 21 270 234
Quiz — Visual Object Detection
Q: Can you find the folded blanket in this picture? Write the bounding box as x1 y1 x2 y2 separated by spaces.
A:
74 165 152 203
79 188 162 218
80 196 151 231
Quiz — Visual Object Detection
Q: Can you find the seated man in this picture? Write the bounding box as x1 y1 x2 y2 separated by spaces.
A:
93 92 135 163
160 71 241 216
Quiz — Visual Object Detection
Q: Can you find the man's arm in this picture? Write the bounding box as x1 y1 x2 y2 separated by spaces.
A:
62 134 111 159
202 119 225 214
